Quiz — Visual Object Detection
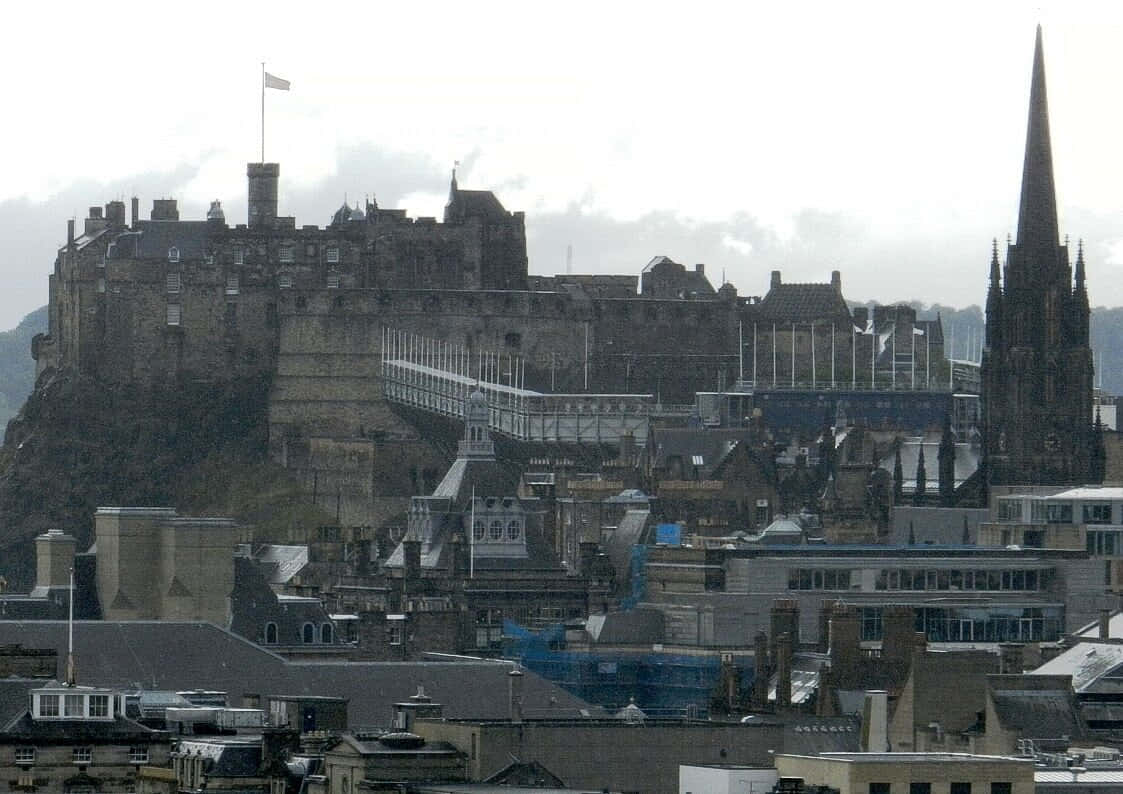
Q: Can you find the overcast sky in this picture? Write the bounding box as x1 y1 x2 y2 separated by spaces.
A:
2 1 1121 330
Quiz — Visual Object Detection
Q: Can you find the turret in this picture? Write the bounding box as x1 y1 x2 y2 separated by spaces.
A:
247 162 280 228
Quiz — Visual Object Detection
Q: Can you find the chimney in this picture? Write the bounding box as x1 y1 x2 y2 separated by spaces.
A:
151 199 179 221
776 632 793 708
831 270 841 292
1100 608 1111 639
770 599 800 660
66 218 75 248
130 196 139 229
35 529 76 591
105 201 126 227
861 691 889 752
695 263 705 275
881 605 916 668
770 270 781 290
829 603 861 674
508 668 524 723
998 643 1025 674
403 536 421 589
752 630 770 710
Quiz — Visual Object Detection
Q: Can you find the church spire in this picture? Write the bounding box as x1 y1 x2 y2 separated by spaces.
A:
1015 25 1060 256
986 238 1003 347
1075 239 1086 291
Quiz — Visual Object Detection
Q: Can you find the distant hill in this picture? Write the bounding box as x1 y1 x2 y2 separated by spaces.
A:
0 306 46 428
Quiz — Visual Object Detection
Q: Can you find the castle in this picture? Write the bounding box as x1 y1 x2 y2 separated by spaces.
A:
33 141 952 530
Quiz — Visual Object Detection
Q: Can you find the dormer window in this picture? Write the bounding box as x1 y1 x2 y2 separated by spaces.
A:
507 520 521 541
265 622 278 644
489 520 503 541
321 623 333 644
88 695 109 717
302 623 315 644
168 246 179 263
473 520 485 541
64 694 83 717
38 694 58 717
14 748 34 765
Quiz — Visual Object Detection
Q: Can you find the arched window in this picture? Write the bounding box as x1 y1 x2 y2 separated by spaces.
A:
489 520 503 540
302 623 314 644
264 622 277 644
321 623 333 644
168 246 179 263
473 520 486 541
507 520 521 541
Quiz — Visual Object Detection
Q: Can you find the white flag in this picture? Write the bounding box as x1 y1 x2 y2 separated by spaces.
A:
264 72 290 91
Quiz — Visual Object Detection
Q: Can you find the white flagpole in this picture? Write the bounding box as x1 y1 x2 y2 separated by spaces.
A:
750 323 759 390
811 323 816 389
892 324 896 390
738 321 744 385
871 320 875 390
772 323 777 388
260 62 265 164
791 322 796 388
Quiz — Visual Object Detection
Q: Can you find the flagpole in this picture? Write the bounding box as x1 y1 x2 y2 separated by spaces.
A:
261 62 265 164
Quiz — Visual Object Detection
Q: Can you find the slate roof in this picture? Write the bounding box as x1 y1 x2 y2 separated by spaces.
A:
585 607 665 646
2 711 163 742
757 283 851 323
649 428 756 475
989 675 1087 744
108 221 210 261
604 510 649 581
780 715 861 754
0 622 600 727
432 458 521 506
448 190 510 222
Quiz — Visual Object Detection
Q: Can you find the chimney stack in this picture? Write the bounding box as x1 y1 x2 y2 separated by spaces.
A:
831 270 842 292
861 691 889 752
130 196 139 229
752 630 770 710
508 669 524 723
247 162 280 228
67 218 75 248
771 270 782 290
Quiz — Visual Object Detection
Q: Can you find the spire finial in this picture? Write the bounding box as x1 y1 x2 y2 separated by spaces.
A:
1075 238 1087 290
1015 25 1060 253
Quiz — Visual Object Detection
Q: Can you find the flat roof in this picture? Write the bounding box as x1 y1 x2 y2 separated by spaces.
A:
778 752 1031 764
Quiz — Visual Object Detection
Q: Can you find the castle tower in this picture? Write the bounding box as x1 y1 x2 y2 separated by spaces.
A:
247 162 280 228
982 27 1096 486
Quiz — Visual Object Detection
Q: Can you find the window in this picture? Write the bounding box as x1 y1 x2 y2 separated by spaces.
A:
951 784 971 794
225 274 239 296
279 245 294 263
166 272 181 294
225 302 238 329
278 274 293 289
166 304 181 326
72 746 92 764
65 694 83 717
388 622 403 646
15 747 34 764
507 520 521 541
88 695 109 717
910 784 932 794
264 622 278 644
691 455 704 466
96 277 106 294
129 746 149 764
233 248 244 265
1084 503 1113 524
321 623 333 644
302 623 315 644
997 500 1022 521
489 520 503 540
326 272 341 289
326 246 340 264
39 694 58 717
168 246 179 263
869 784 890 794
990 784 1011 794
1046 503 1073 524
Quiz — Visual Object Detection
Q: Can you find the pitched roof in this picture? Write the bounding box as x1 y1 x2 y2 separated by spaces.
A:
0 622 599 727
989 675 1087 744
757 283 850 323
1032 642 1123 694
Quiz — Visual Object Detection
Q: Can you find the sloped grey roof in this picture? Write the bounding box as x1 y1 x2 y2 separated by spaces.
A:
587 608 664 645
0 622 599 727
1032 642 1123 694
990 678 1086 743
758 283 850 323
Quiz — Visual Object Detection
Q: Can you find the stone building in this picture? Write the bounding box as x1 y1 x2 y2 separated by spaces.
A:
982 28 1100 487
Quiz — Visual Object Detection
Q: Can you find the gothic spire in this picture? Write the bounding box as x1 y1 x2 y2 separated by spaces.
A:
1016 26 1060 255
